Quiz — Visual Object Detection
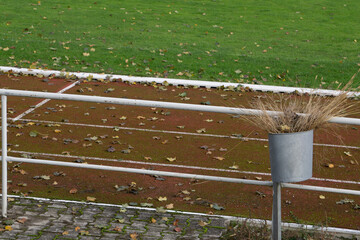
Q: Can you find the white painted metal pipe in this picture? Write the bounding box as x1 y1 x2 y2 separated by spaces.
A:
282 183 360 196
1 95 7 217
7 157 273 186
0 89 359 126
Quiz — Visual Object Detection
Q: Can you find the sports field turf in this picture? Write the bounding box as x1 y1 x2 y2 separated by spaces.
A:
1 73 360 229
1 0 360 88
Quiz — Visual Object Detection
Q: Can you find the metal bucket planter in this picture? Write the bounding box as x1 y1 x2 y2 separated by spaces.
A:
268 129 313 183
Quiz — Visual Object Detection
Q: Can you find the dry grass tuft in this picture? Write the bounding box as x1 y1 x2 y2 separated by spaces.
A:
243 71 360 134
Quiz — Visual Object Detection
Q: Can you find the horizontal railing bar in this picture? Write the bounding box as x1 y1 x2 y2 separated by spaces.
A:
6 156 273 186
1 89 360 125
6 156 360 196
0 89 272 116
282 183 360 196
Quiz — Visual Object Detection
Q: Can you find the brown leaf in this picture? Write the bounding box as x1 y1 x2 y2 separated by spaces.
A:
165 203 174 209
69 188 78 194
75 226 80 231
16 218 27 224
113 227 122 232
130 233 138 240
173 219 179 226
174 227 181 232
199 220 209 227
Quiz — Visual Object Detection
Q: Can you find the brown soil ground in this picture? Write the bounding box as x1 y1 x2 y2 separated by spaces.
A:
1 73 360 229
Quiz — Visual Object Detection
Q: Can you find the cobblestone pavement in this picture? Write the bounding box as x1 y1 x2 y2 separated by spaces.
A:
0 197 230 240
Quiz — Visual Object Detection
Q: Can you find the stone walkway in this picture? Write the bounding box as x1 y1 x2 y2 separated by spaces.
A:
0 197 230 240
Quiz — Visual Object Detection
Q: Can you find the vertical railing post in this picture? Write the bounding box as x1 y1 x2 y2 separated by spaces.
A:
1 95 7 217
272 182 281 240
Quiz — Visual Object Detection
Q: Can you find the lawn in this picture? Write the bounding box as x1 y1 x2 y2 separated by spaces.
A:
1 0 359 88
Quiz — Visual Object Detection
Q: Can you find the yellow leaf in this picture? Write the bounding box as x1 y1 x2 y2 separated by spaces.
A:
83 52 90 57
326 163 334 168
26 122 35 126
158 196 167 202
54 129 62 133
86 196 96 202
344 151 352 157
151 218 157 223
75 226 80 231
130 233 138 240
319 195 326 200
62 231 69 235
5 226 12 231
213 156 225 161
166 157 176 162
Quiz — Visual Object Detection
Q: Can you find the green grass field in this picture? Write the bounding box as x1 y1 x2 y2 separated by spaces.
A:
1 0 360 88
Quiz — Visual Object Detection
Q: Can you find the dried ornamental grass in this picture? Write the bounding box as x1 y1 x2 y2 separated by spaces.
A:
243 71 359 134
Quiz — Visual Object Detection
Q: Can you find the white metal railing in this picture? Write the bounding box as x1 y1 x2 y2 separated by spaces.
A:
1 89 360 239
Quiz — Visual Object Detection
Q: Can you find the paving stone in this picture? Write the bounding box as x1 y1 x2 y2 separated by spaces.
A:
37 231 58 239
0 197 230 240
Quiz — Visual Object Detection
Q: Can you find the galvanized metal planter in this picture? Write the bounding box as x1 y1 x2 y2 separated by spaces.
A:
268 129 314 183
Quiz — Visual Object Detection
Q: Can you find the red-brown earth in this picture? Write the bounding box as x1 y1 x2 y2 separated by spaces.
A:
0 73 359 229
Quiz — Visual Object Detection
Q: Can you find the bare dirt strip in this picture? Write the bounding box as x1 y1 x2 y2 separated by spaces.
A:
1 73 360 229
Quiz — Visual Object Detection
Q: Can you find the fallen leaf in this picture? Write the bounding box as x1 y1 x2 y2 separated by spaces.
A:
199 220 209 227
113 227 122 232
62 231 69 235
181 190 190 195
229 164 239 169
158 196 167 202
29 131 38 137
75 226 80 231
54 129 62 133
319 195 326 200
17 218 27 224
196 128 206 133
69 188 78 194
210 203 225 210
213 156 225 161
166 203 174 209
86 196 96 202
326 163 334 168
151 218 157 223
130 233 138 240
4 226 12 231
344 151 352 157
174 227 181 232
166 157 176 162
40 175 50 180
